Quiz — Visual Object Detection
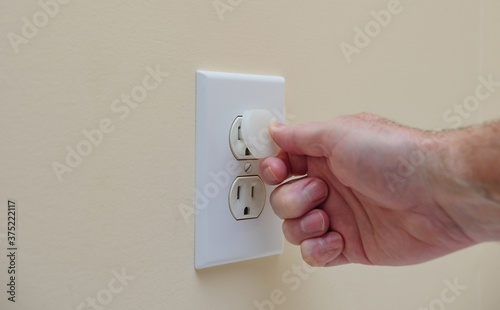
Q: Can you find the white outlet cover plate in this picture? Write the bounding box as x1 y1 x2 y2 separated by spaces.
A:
195 71 285 269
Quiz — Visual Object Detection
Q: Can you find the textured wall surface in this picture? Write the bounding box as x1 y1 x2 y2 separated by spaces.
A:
0 1 498 309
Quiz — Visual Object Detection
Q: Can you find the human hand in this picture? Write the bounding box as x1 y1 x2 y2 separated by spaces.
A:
259 113 477 267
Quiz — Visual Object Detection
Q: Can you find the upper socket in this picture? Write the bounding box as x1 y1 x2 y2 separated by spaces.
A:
229 116 256 160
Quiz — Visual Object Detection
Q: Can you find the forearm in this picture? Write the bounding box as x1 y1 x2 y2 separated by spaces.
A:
437 121 500 242
454 121 500 199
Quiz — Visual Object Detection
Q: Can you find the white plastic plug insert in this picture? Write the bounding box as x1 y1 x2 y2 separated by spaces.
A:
241 109 280 159
229 109 280 160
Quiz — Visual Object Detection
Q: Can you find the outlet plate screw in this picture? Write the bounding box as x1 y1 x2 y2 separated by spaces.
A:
244 162 252 173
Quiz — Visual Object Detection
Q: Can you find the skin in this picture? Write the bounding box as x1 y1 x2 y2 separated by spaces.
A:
259 113 500 267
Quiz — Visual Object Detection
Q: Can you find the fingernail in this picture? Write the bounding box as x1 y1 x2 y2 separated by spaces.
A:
301 211 325 234
263 166 279 183
270 122 285 131
319 233 342 253
304 181 327 203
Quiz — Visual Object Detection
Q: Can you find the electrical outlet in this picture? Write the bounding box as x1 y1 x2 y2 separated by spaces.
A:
195 70 285 269
229 176 266 220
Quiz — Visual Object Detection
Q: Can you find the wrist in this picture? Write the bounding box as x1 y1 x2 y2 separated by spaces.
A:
431 126 500 243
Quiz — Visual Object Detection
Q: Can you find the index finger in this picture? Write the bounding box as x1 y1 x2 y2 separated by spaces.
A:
259 151 308 185
259 152 290 185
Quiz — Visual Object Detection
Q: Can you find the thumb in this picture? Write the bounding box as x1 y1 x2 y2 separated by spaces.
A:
269 121 331 157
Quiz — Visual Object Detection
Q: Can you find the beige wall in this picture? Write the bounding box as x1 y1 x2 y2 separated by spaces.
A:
0 1 497 309
481 0 500 123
